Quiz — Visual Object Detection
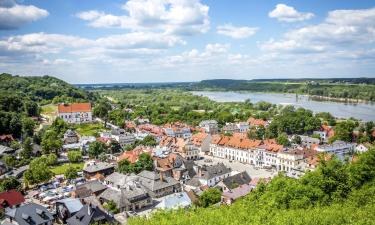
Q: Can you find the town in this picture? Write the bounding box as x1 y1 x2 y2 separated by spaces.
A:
0 95 373 225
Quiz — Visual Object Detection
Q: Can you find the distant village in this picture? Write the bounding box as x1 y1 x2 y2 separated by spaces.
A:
0 102 372 225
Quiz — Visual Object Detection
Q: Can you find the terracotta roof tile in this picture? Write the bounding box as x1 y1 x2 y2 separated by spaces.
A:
58 103 92 113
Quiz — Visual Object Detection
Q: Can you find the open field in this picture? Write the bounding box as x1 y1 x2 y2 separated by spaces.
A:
50 162 84 175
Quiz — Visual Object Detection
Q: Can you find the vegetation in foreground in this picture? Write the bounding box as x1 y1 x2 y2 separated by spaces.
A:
130 149 375 225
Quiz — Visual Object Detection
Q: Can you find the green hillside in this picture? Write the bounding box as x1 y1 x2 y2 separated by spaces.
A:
130 149 375 225
0 73 96 138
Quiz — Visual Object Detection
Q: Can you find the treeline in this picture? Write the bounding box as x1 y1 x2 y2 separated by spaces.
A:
0 73 96 138
130 148 375 225
190 80 375 101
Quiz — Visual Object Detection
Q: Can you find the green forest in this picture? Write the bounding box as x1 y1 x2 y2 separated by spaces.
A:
130 148 375 225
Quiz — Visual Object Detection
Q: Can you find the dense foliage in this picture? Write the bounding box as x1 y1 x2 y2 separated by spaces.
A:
98 89 277 127
130 149 375 225
117 153 153 174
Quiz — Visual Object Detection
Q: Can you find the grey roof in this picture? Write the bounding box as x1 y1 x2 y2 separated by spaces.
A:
5 203 53 225
83 162 114 173
222 171 251 189
0 145 14 155
200 163 231 180
100 184 150 208
156 192 192 209
57 198 83 214
185 177 201 187
66 204 114 225
76 180 107 194
104 172 139 188
11 165 29 178
65 129 78 137
138 171 179 192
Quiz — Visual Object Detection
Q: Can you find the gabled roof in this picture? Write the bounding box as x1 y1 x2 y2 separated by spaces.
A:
5 203 53 225
83 162 114 173
76 180 107 194
56 198 83 214
66 204 114 225
0 190 24 208
58 103 92 113
222 171 251 189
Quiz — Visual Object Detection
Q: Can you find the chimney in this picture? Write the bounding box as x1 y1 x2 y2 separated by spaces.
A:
87 203 92 215
160 172 164 182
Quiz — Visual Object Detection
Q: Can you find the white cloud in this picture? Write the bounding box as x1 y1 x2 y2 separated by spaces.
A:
269 4 314 22
262 7 375 54
217 24 258 39
76 0 210 35
0 0 48 29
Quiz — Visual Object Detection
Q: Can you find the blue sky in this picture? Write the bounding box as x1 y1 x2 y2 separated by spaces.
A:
0 0 375 83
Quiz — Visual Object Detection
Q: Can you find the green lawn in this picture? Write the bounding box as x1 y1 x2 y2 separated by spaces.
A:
41 104 57 116
74 123 109 136
50 162 84 175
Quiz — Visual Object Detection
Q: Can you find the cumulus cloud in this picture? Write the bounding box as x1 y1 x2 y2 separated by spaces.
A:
217 24 258 39
76 0 209 35
0 0 48 29
262 7 375 54
269 4 314 22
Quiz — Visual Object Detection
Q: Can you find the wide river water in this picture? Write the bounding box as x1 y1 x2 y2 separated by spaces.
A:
192 91 375 122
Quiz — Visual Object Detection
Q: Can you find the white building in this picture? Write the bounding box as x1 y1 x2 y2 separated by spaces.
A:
355 143 372 153
314 141 356 155
111 129 136 147
199 120 219 134
58 103 92 124
209 135 283 168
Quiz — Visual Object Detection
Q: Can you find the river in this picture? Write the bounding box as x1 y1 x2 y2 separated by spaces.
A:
192 91 375 122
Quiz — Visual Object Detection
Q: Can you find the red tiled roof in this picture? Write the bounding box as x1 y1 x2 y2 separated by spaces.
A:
0 134 14 141
117 146 152 163
0 190 25 208
191 132 208 146
247 117 267 126
58 103 92 113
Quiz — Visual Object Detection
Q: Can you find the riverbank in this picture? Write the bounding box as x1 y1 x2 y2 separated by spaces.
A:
191 91 375 122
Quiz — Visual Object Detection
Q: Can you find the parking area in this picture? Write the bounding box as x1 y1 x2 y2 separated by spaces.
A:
196 154 276 178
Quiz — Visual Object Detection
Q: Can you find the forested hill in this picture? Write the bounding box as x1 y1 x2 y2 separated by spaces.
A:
0 73 95 138
191 79 375 101
130 149 375 225
0 73 95 104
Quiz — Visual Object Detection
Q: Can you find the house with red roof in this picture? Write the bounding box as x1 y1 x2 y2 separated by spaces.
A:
58 103 92 124
0 190 25 209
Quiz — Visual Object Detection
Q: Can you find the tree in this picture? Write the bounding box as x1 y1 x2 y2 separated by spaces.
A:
21 137 33 159
256 126 266 140
3 155 16 168
64 166 78 180
136 153 153 172
24 156 53 186
41 130 62 155
109 140 122 154
46 154 58 166
0 177 21 192
88 141 106 158
140 135 157 146
93 101 111 127
67 150 82 163
277 133 290 146
21 117 35 138
117 159 133 174
103 200 119 214
51 117 68 136
333 120 356 142
197 188 222 207
292 135 302 145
